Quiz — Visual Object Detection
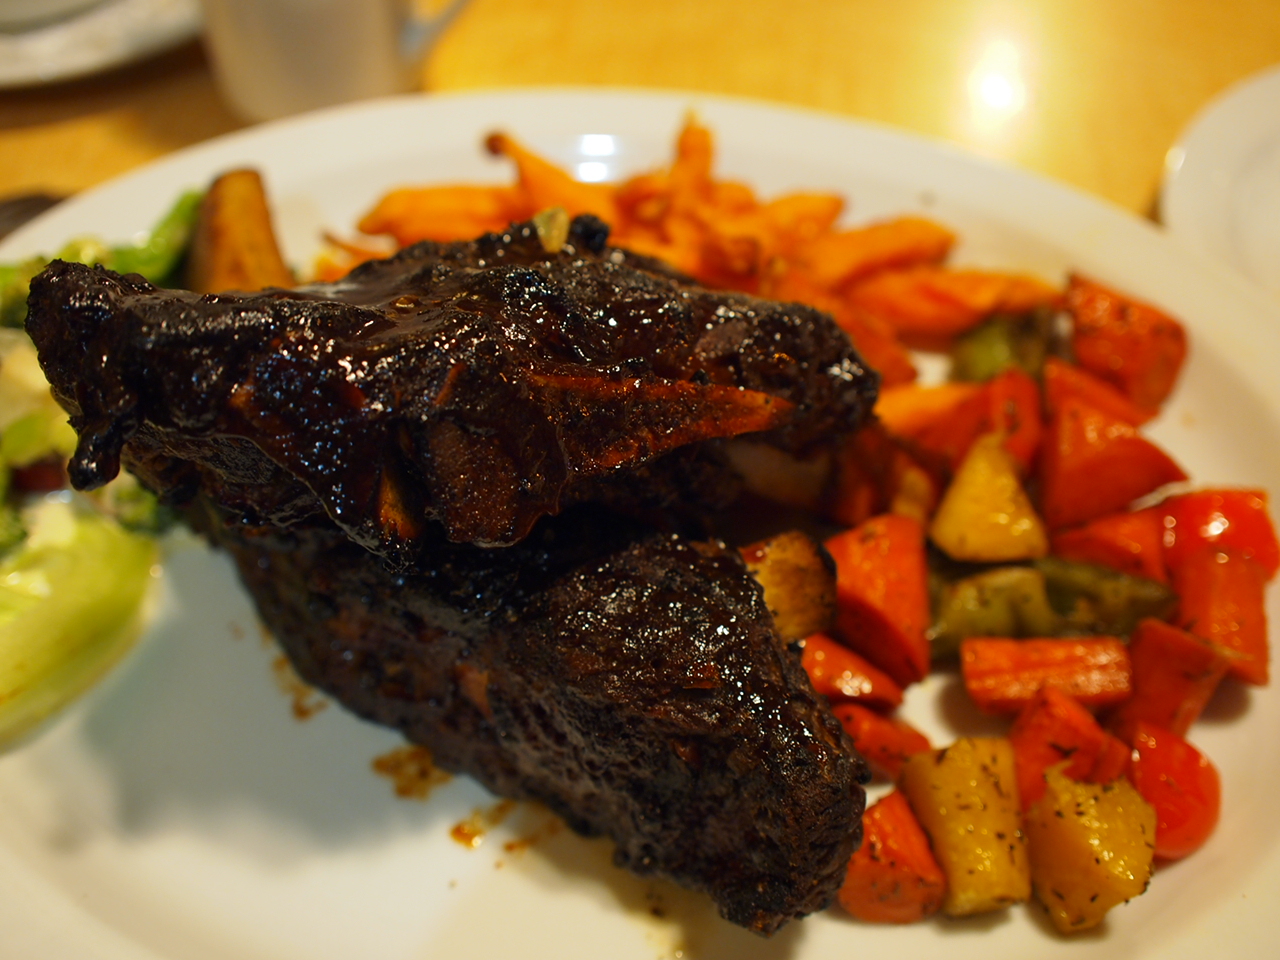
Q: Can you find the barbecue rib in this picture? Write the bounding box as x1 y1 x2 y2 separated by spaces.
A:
26 215 878 933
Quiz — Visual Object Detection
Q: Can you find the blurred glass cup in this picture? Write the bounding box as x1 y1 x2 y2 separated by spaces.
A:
198 0 469 123
0 0 103 31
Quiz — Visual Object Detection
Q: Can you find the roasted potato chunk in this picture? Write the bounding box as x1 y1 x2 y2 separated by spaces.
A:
1025 765 1156 933
186 168 295 294
740 530 837 640
899 736 1030 916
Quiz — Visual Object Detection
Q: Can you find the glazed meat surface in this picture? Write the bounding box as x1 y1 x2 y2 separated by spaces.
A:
26 216 878 932
27 216 876 562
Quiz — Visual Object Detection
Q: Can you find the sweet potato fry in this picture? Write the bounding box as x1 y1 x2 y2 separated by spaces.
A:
846 266 1061 347
486 132 619 223
357 184 524 246
795 217 955 290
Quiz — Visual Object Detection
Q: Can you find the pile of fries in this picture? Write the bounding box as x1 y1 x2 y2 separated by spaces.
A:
320 116 1058 391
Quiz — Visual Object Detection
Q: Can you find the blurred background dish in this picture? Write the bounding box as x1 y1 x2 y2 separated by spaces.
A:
0 0 200 89
1161 63 1280 297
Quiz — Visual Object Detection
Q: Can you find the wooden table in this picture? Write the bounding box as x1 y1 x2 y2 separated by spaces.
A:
2 0 1280 217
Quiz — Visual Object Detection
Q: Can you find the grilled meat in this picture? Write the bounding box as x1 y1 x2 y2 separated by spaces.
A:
28 216 875 563
26 215 878 932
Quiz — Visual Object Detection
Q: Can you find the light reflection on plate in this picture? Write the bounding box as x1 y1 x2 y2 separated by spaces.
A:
1 88 1279 960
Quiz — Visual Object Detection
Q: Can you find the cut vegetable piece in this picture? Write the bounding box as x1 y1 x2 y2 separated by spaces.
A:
1050 507 1168 584
486 132 620 223
0 500 158 749
1009 686 1109 810
1161 488 1279 580
929 432 1048 562
874 382 981 439
898 737 1030 917
960 637 1132 714
838 790 946 924
357 184 524 246
1042 356 1154 426
1035 555 1177 636
831 702 930 779
949 309 1055 382
1025 765 1156 933
1089 733 1134 784
1067 274 1187 413
1038 396 1187 530
1170 548 1269 685
1105 618 1233 739
1127 722 1220 860
738 531 836 641
186 169 294 294
801 634 904 709
825 515 931 687
928 565 1059 660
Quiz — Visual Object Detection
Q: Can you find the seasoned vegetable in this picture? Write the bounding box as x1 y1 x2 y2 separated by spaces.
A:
1050 506 1168 584
1009 687 1118 809
0 190 201 327
898 737 1030 916
961 637 1133 714
929 431 1048 563
1105 617 1233 738
826 514 931 687
928 564 1058 659
1039 396 1187 530
739 530 836 641
1170 548 1268 685
1025 765 1156 933
831 702 930 779
186 169 294 293
0 498 159 749
838 790 946 923
800 633 904 709
949 308 1055 382
1066 273 1187 413
1161 488 1279 578
1036 555 1177 637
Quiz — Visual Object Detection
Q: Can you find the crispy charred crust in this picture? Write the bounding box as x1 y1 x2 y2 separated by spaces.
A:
207 505 866 934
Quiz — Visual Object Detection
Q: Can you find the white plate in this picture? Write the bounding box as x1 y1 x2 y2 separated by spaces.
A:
1160 63 1280 297
2 88 1280 960
0 0 201 89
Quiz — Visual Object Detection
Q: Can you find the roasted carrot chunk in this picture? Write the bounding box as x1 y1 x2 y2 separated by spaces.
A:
960 637 1133 714
1066 274 1187 413
1050 507 1169 584
801 633 904 710
1161 489 1280 580
825 515 932 687
838 790 946 923
1038 396 1187 530
1106 618 1234 739
832 702 932 779
1088 732 1134 784
1171 548 1270 685
1009 686 1109 810
1042 356 1154 426
874 382 982 439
